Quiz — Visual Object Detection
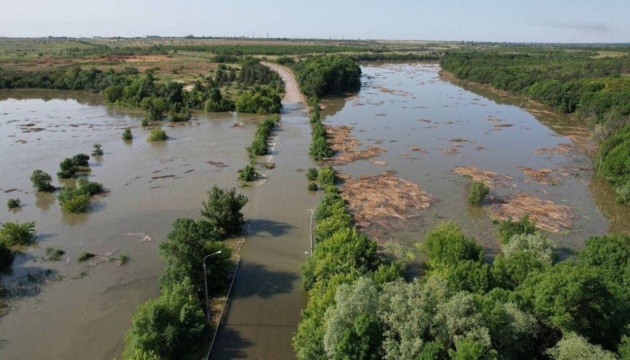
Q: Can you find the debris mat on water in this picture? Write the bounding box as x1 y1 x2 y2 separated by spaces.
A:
487 193 574 233
452 166 513 189
338 172 433 240
518 167 559 185
324 125 385 166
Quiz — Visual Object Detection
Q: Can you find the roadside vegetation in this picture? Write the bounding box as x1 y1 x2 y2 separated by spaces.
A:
441 49 630 204
122 186 246 359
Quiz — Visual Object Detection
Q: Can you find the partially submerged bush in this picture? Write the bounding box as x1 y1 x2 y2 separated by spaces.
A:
497 215 537 244
147 127 167 142
308 183 318 191
46 247 66 261
122 128 133 140
467 181 489 205
0 221 36 247
318 166 336 187
57 154 90 179
238 164 258 182
92 143 103 156
57 178 103 213
7 198 20 209
77 252 96 262
306 167 319 181
31 169 54 191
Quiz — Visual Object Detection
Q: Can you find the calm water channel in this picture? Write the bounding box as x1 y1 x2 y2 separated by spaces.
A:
0 63 627 359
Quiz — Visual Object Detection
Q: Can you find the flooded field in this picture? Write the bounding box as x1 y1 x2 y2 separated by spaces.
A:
0 90 260 359
321 63 629 253
0 62 628 359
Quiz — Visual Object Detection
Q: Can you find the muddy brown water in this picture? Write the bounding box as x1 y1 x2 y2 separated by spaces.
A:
0 62 628 359
321 63 629 255
0 89 266 359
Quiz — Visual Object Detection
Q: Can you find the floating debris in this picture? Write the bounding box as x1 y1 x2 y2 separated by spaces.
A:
126 232 152 243
487 193 574 233
533 143 572 155
324 125 385 166
452 166 513 189
519 167 559 185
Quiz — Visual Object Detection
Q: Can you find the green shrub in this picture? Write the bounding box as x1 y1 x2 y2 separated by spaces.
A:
0 221 36 247
308 183 318 191
168 107 191 122
117 253 129 266
306 167 318 181
141 118 149 127
92 143 103 156
30 169 53 191
7 198 20 209
235 85 282 114
77 252 96 262
467 181 489 205
122 128 133 140
61 193 90 213
46 247 66 261
77 176 104 195
147 127 167 142
497 215 537 244
318 166 336 187
57 154 90 178
238 164 258 182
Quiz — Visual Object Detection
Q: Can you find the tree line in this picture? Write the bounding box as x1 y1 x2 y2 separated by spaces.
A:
292 55 362 97
440 50 630 203
122 186 247 359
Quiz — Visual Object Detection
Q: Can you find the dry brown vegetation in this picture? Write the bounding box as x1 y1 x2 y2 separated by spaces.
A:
533 143 573 155
339 172 433 240
324 125 385 165
488 193 574 233
452 166 513 189
519 167 559 185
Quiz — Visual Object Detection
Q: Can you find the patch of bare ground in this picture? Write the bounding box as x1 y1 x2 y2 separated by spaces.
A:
519 167 559 185
452 166 513 189
488 193 574 233
324 125 385 166
339 172 433 241
533 143 573 155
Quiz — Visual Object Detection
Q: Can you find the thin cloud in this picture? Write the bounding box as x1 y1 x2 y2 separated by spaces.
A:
536 20 610 33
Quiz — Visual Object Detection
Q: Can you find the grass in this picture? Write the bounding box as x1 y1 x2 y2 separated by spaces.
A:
45 247 66 261
77 252 96 262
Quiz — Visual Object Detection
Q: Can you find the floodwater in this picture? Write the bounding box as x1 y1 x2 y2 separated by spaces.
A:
320 63 629 254
0 62 628 359
0 90 261 359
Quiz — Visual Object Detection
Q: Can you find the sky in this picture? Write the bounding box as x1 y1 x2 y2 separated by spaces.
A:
1 0 628 43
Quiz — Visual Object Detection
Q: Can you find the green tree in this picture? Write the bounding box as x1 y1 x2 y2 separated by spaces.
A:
418 222 483 272
501 233 557 264
546 333 617 360
158 218 231 295
30 169 53 191
200 186 248 238
122 278 208 360
517 262 625 349
146 127 167 142
122 128 133 140
323 277 384 359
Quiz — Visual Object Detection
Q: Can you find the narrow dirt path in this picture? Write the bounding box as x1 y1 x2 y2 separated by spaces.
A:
262 62 305 104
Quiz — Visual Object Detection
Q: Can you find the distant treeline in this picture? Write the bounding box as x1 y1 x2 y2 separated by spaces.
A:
441 50 630 204
0 57 283 117
60 43 385 57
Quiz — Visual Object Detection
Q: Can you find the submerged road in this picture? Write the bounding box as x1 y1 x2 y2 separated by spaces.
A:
211 66 316 359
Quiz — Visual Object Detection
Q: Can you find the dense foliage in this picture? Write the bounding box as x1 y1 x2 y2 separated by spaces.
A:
296 212 630 359
200 186 248 238
57 153 90 179
0 221 37 247
246 115 280 157
57 176 104 213
308 103 333 160
293 55 362 97
123 186 245 359
441 50 630 203
235 85 282 114
146 127 167 142
7 198 21 209
30 169 54 191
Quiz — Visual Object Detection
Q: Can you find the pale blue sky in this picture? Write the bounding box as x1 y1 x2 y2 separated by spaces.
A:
1 0 628 43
